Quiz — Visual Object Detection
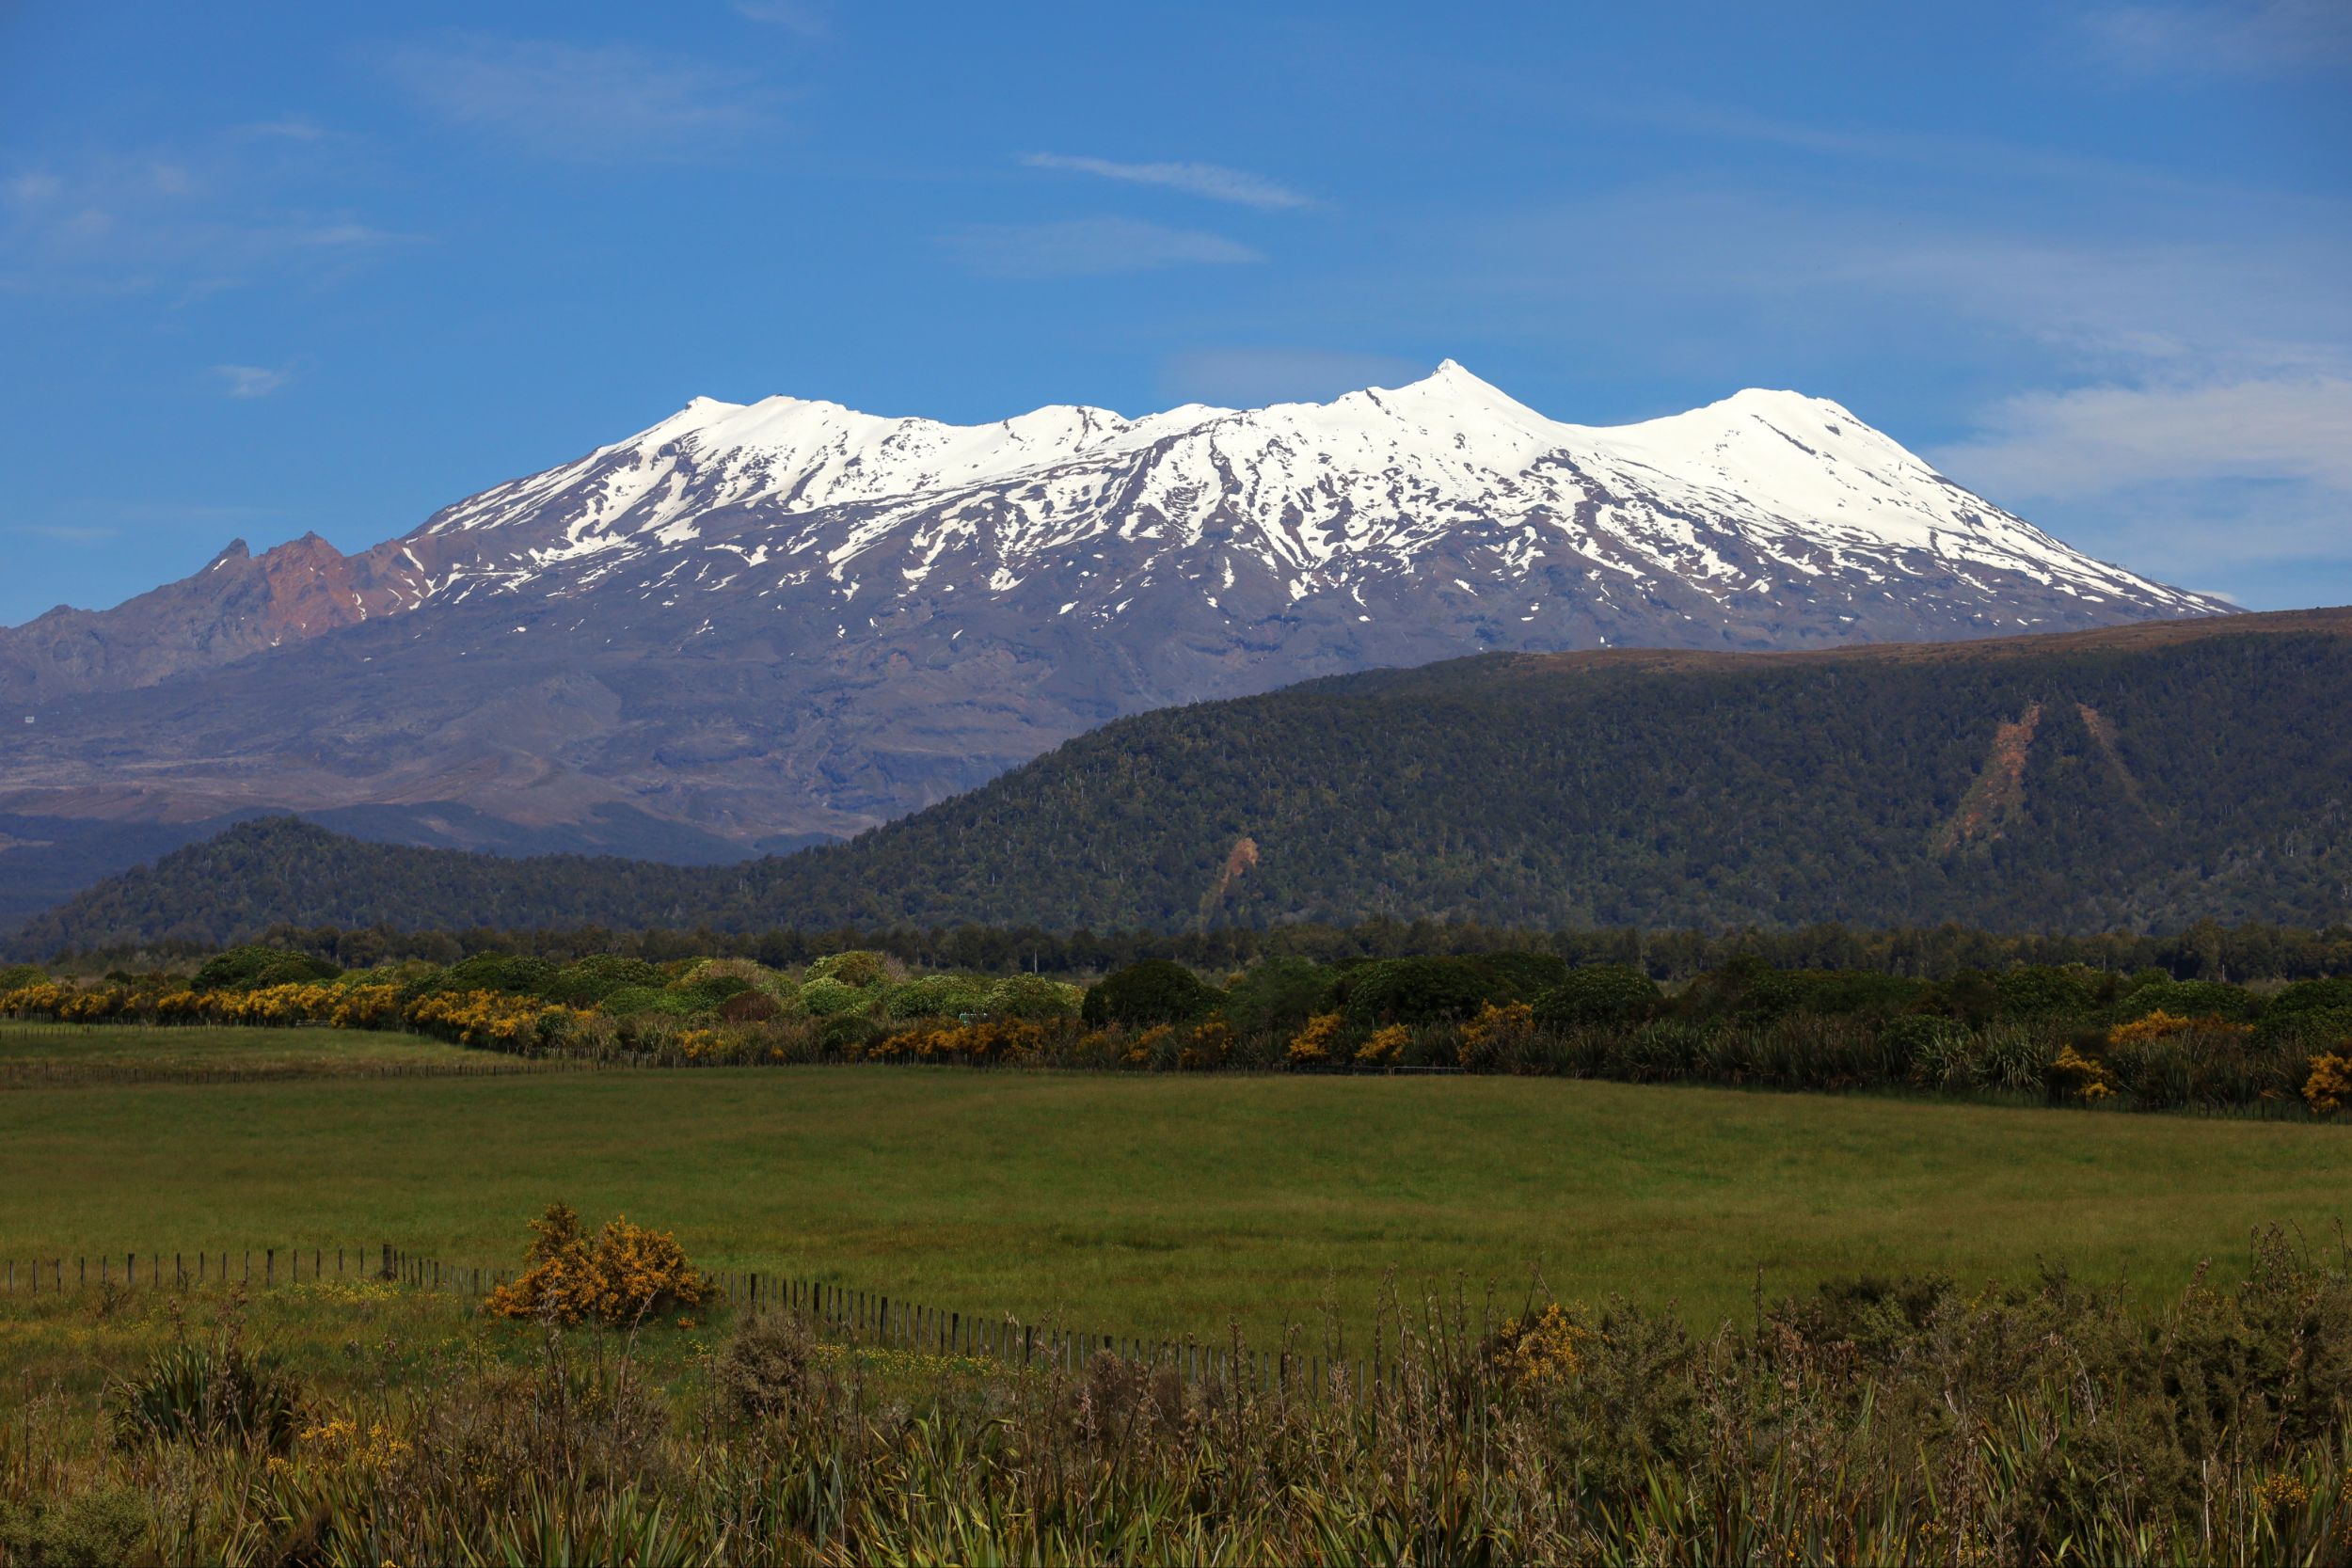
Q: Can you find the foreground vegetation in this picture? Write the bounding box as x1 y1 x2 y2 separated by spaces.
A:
4 1218 2350 1564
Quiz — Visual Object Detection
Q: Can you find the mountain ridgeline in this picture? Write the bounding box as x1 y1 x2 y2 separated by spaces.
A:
0 364 2225 873
14 608 2345 956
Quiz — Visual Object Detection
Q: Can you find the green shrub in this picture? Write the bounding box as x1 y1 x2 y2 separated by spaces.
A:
1759 969 1933 1020
1340 957 1508 1027
2106 978 2262 1025
1533 965 1661 1030
984 974 1084 1021
816 1013 881 1053
684 958 783 993
0 1490 147 1568
1476 950 1572 1000
1221 957 1337 1037
884 974 994 1020
2259 1005 2352 1048
0 963 48 990
717 990 782 1023
1992 965 2103 1019
191 944 339 992
598 984 689 1017
1082 960 1223 1028
541 955 666 1006
429 953 558 997
2268 975 2352 1017
798 976 874 1018
807 950 890 988
670 974 753 1012
2256 978 2352 1043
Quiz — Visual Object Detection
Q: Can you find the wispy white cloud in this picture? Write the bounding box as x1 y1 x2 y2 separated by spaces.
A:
734 0 827 36
1161 347 1422 406
383 36 777 159
0 139 404 296
2082 0 2352 77
1397 180 2352 601
1929 376 2352 499
941 217 1261 278
1020 153 1311 210
212 363 295 399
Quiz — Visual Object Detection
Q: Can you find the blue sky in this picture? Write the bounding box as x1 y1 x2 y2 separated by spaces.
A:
2 1 2346 625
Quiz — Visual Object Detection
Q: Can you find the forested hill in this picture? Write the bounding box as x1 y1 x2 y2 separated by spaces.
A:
14 608 2350 954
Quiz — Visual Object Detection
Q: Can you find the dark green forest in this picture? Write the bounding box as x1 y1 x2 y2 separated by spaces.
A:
13 613 2349 955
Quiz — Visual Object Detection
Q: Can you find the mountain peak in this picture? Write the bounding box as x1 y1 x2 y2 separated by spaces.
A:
1 360 2233 858
1364 359 1544 425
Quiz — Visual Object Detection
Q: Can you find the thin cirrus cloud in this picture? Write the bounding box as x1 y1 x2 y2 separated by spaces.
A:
382 36 777 159
212 364 294 399
733 1 828 36
1020 153 1311 210
941 217 1262 278
0 146 400 296
2081 0 2352 76
1929 376 2352 498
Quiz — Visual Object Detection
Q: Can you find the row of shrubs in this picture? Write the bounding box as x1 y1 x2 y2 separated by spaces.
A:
5 948 2350 1114
23 1220 2352 1563
3 946 1088 1023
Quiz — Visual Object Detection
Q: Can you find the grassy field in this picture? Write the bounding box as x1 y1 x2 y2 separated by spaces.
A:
4 1055 2348 1336
0 1020 536 1083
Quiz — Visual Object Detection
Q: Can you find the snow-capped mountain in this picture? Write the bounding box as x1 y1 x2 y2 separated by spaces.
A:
299 359 2211 641
0 364 2228 856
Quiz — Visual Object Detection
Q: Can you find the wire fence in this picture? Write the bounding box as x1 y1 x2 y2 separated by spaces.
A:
3 1243 1402 1402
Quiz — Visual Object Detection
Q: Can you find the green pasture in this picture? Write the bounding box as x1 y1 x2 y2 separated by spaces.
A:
0 1020 511 1082
3 1052 2347 1337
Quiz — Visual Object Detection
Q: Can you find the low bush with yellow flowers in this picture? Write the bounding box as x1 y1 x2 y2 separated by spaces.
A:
2306 1053 2352 1117
2048 1042 2115 1103
1177 1018 1234 1071
1486 1303 1590 1396
1459 1001 1537 1069
1286 1011 1344 1066
1355 1023 1411 1067
485 1202 714 1327
405 990 592 1053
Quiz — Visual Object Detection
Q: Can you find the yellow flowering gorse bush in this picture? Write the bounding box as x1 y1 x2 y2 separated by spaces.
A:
2050 1042 2114 1102
1287 1011 1343 1066
1488 1304 1589 1394
485 1202 714 1327
2305 1053 2352 1117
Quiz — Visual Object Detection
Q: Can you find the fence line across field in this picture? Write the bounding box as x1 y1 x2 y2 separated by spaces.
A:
2 1242 1404 1402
